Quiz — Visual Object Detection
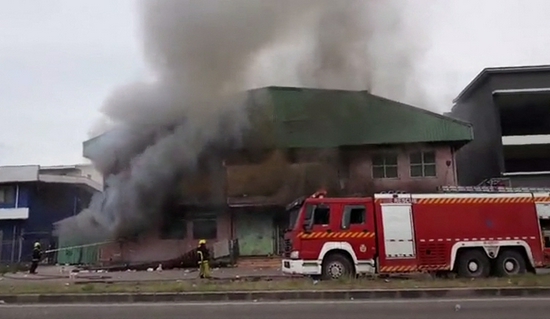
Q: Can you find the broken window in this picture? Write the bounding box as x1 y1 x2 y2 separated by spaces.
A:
372 154 398 178
410 151 436 177
341 205 366 229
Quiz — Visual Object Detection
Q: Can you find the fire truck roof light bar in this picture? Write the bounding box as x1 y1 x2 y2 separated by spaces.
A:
439 186 550 193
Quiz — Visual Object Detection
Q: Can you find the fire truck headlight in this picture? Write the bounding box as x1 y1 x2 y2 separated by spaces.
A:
290 251 300 259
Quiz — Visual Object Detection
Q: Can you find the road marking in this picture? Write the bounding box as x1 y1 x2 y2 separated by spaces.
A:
3 297 550 308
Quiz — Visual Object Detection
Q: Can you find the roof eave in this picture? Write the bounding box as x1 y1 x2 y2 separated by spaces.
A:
453 64 550 104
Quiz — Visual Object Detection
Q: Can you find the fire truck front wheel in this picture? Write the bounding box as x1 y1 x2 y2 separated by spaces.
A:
456 249 491 279
321 253 354 280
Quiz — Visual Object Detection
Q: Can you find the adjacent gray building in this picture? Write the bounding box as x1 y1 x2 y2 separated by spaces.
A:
449 65 550 186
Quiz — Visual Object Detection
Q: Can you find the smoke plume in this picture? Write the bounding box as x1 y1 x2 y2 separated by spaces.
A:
59 0 427 243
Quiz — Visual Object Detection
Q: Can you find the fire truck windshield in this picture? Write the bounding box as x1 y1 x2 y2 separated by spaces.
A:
286 196 306 230
288 207 300 230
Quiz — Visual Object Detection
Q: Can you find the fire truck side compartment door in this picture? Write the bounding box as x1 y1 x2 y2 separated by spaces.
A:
536 203 550 219
380 204 416 259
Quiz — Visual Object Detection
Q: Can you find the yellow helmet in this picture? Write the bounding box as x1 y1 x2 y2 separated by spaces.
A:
198 239 206 246
34 242 41 248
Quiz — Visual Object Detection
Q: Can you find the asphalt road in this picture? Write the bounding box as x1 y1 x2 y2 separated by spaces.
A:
3 297 550 319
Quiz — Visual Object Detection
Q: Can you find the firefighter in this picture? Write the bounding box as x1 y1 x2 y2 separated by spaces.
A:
197 239 211 279
29 242 42 274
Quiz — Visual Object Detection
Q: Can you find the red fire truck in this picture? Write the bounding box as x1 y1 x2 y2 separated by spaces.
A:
282 186 550 280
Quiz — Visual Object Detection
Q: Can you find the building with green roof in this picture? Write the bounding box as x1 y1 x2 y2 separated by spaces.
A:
83 86 473 260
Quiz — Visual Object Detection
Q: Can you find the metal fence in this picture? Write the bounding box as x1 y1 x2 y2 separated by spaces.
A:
0 237 25 264
0 231 56 265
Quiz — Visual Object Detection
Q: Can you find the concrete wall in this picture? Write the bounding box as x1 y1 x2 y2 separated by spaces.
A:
345 144 458 194
0 183 94 263
24 184 93 262
451 70 550 185
98 209 286 262
76 164 103 188
226 144 458 201
40 164 103 189
99 211 232 264
97 143 460 263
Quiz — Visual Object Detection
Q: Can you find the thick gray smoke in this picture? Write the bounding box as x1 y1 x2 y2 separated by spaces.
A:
59 0 427 243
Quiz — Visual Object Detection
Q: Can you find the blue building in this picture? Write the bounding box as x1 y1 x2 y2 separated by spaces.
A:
0 165 101 264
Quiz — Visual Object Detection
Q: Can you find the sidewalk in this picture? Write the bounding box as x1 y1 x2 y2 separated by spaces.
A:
0 265 287 285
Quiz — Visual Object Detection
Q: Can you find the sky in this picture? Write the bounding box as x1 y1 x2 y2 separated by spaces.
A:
0 0 549 166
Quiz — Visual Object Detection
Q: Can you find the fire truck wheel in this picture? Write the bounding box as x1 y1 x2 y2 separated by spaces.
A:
494 250 526 276
322 254 353 280
456 249 490 278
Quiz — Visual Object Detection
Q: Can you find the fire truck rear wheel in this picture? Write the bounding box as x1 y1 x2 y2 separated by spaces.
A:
494 250 526 276
456 249 490 278
322 254 353 280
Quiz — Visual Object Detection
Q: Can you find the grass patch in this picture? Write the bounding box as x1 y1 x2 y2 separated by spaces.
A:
2 274 550 295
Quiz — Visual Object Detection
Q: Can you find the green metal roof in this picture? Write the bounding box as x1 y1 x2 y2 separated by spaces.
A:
83 87 473 158
244 86 473 148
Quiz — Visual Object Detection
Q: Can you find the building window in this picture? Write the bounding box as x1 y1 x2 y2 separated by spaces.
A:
192 213 218 240
160 217 187 240
410 151 436 177
372 154 398 178
341 205 366 229
0 186 15 205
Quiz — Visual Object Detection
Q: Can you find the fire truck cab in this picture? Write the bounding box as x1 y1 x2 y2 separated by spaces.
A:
282 187 550 280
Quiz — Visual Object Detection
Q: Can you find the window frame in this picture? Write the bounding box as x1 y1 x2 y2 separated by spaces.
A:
341 205 367 230
192 217 218 240
160 216 187 240
312 205 331 226
409 151 437 178
371 153 399 179
0 185 16 205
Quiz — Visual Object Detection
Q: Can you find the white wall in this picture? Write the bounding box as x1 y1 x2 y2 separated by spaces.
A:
39 164 104 188
76 164 103 187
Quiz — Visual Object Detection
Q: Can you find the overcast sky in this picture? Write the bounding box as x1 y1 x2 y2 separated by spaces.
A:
1 0 549 166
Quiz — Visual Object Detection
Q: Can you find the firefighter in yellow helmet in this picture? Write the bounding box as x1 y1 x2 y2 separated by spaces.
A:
29 242 42 274
197 239 211 279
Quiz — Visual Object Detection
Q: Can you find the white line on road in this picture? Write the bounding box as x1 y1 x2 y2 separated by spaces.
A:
3 297 550 308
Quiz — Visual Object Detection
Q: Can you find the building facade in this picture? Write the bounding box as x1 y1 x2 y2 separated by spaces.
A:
0 165 101 264
85 87 473 263
449 65 550 186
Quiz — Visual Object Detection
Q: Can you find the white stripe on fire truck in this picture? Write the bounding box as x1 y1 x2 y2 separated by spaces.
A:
418 237 538 242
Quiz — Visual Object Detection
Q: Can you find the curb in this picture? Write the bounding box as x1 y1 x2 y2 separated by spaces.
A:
2 287 550 304
1 275 294 283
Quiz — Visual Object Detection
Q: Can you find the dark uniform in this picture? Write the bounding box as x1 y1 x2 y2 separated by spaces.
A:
197 239 211 278
29 242 41 274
